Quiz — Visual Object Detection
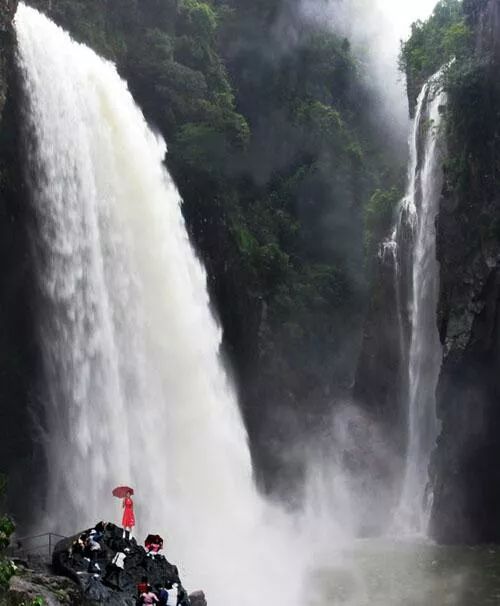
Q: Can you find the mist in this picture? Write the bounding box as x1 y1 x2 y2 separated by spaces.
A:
298 0 438 149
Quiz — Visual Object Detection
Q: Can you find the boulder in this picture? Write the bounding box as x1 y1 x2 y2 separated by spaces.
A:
7 569 83 606
189 591 207 606
51 523 196 605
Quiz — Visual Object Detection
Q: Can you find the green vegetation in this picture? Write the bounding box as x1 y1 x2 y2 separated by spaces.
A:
400 0 472 112
364 187 402 256
0 474 14 591
402 0 498 207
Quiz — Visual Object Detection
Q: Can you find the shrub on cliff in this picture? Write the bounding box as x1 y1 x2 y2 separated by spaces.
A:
0 474 15 590
400 0 472 113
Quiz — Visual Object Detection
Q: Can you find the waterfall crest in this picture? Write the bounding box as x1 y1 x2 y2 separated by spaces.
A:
15 5 300 604
390 71 446 535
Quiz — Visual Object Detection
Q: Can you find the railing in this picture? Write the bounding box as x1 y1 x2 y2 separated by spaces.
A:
6 532 67 559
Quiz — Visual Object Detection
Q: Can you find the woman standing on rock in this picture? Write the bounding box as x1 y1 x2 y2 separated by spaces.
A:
112 485 136 539
122 489 135 540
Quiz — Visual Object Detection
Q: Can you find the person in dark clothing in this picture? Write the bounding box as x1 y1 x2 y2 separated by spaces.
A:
156 583 169 606
177 583 190 606
84 534 102 573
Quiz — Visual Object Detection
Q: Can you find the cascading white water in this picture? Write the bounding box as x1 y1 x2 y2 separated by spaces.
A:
15 5 302 604
391 72 446 534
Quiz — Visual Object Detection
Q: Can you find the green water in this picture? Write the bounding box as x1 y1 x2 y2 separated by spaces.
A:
311 539 500 605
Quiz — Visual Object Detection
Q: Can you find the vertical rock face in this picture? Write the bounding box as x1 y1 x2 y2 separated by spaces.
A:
430 0 500 544
465 0 500 60
0 1 18 112
353 248 406 452
0 0 40 527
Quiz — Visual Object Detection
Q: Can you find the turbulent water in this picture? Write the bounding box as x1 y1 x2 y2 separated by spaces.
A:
390 72 446 534
15 5 301 605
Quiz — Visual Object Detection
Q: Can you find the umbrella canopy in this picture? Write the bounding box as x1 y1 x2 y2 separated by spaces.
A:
145 534 163 546
112 485 134 498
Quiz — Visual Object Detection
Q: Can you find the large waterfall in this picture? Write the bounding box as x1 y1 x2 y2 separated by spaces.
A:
391 72 446 534
15 5 300 605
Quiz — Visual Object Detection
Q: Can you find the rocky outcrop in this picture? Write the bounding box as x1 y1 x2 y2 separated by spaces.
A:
1 523 205 605
52 524 185 605
429 0 500 543
7 568 83 606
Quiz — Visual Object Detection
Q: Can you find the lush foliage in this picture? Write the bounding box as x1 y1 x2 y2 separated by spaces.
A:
364 187 402 255
402 0 499 208
0 474 15 590
400 0 472 111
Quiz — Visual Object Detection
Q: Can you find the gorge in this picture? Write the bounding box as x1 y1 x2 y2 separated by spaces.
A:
0 0 499 604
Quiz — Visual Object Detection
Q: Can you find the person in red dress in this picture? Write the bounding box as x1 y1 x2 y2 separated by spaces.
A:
122 490 135 540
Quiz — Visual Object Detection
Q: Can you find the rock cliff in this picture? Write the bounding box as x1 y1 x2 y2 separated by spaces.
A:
0 0 40 527
430 0 500 543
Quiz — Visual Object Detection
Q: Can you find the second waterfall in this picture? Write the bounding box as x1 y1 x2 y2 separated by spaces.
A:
15 4 301 606
389 71 447 535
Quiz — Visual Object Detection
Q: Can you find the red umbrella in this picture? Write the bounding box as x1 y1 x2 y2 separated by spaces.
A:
112 485 134 498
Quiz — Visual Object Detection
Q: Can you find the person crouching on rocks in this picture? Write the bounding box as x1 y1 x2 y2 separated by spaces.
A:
122 490 135 540
103 549 128 590
140 584 159 605
84 533 102 574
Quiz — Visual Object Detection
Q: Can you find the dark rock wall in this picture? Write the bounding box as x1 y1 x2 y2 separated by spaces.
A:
353 248 406 455
465 0 500 60
430 0 500 543
0 0 40 527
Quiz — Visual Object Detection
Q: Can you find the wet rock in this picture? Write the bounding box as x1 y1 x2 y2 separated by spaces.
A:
7 569 83 605
429 0 500 544
189 591 207 606
52 523 195 605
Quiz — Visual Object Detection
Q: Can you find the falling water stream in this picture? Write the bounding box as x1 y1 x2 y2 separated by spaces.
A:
392 72 446 534
15 5 301 605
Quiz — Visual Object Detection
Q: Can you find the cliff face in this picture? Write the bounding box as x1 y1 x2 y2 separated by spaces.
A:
430 0 500 543
466 0 500 59
0 1 17 112
0 0 40 526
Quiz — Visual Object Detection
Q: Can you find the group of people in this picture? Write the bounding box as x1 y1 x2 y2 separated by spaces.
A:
70 521 108 573
136 577 189 606
68 488 188 606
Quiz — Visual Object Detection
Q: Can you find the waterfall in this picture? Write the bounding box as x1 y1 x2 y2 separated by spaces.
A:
14 5 301 604
390 72 446 535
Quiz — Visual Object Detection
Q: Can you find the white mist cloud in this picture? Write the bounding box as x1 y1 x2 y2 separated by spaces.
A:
378 0 439 37
299 0 438 142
